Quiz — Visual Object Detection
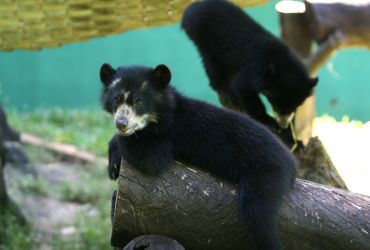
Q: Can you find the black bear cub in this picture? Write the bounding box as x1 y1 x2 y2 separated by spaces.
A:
182 0 317 131
100 63 297 250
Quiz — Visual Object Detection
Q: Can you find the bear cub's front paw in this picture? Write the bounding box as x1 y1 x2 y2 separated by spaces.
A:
108 149 121 180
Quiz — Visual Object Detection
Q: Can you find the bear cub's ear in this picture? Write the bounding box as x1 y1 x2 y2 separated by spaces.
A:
100 63 117 87
153 64 171 88
310 77 319 87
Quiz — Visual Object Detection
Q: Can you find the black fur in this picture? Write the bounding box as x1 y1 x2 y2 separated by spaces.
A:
181 0 317 132
100 64 297 250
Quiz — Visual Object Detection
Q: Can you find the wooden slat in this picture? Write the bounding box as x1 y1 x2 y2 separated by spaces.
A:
0 0 268 51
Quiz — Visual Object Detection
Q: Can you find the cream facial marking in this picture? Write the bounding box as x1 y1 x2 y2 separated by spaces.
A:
110 77 121 88
124 91 130 101
274 112 294 129
140 81 148 91
114 103 154 136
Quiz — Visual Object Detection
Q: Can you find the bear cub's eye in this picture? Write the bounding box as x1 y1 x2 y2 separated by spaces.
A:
134 98 143 108
113 96 122 108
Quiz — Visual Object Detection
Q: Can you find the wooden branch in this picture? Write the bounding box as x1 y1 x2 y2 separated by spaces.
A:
279 10 316 144
280 12 312 58
304 29 345 76
20 133 105 164
111 161 370 250
305 0 370 48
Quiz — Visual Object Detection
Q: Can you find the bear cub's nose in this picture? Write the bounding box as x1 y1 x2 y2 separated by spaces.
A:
116 117 128 131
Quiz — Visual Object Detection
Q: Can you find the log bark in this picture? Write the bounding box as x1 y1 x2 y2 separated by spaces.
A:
111 161 370 250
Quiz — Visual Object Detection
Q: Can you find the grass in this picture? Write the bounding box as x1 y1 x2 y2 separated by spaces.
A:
0 211 35 250
51 209 113 250
17 174 51 197
4 158 115 250
7 108 115 156
3 107 117 249
49 164 115 250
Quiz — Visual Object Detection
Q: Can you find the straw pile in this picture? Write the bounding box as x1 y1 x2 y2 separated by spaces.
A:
0 0 267 51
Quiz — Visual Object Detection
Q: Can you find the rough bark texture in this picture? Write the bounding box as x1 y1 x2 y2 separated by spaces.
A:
111 161 370 250
304 29 345 76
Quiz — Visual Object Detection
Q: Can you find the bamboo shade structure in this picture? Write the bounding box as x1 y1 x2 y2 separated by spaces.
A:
0 0 267 51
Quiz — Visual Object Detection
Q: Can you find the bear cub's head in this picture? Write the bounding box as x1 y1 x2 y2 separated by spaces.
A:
100 64 171 137
265 61 318 129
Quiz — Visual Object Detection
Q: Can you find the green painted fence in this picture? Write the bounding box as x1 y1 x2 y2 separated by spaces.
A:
0 0 369 121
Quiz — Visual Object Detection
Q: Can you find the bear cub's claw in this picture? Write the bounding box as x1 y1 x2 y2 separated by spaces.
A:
108 149 121 180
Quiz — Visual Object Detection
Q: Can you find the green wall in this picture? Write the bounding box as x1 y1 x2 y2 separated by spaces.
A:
0 0 370 121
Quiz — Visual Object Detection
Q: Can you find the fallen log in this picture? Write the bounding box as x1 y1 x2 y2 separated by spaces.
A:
111 161 370 250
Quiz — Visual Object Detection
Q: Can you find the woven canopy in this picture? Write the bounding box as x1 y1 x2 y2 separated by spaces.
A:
0 0 267 51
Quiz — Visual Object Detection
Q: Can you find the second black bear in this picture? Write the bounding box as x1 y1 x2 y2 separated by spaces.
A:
100 63 297 250
181 0 317 131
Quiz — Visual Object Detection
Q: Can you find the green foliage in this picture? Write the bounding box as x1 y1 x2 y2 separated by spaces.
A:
17 175 51 196
50 165 115 250
3 108 117 249
51 210 113 250
0 212 35 250
7 108 115 156
55 165 114 204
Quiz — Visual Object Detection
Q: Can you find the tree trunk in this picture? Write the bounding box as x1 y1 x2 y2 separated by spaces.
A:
278 1 360 188
111 161 370 250
0 108 26 224
0 128 7 207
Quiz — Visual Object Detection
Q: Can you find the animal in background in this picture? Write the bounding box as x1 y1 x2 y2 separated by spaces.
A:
182 0 317 145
